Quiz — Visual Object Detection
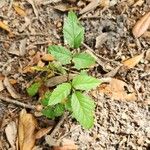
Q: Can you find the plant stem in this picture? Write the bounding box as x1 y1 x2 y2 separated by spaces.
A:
0 95 35 110
67 59 73 82
50 112 68 138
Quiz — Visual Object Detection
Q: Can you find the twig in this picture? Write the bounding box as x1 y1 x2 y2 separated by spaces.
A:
58 126 80 141
82 42 106 68
80 15 101 20
0 95 35 110
14 33 49 37
7 0 14 15
50 112 68 138
82 42 120 65
0 15 8 19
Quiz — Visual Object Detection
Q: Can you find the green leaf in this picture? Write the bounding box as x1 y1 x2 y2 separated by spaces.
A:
48 45 72 65
41 91 51 106
63 11 84 48
72 53 95 70
51 62 67 74
72 75 101 91
42 106 55 119
48 83 71 105
31 66 50 72
71 92 95 129
27 82 41 96
65 99 72 112
54 104 65 117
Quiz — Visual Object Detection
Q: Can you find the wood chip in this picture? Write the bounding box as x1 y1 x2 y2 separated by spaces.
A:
19 38 27 56
53 138 78 150
145 49 150 61
79 0 100 14
133 0 144 7
132 12 150 38
8 42 20 56
3 77 20 99
0 0 6 9
0 80 4 92
95 33 108 48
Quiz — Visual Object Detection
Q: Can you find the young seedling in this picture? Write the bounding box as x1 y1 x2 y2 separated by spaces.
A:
27 11 101 129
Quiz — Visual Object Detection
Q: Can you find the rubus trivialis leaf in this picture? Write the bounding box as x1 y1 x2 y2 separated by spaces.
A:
42 106 55 119
27 82 41 96
48 83 71 105
72 52 95 69
41 91 51 106
72 74 101 91
71 92 95 129
48 45 72 65
54 103 65 117
63 11 84 48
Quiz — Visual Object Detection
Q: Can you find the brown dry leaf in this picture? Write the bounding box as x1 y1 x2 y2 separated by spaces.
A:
53 138 78 150
97 78 137 101
21 66 35 73
3 77 20 99
79 0 100 14
142 31 150 38
0 21 11 33
28 52 42 66
122 53 144 69
41 54 54 62
13 4 27 17
132 12 150 38
18 109 37 150
45 74 75 87
5 121 17 149
37 60 45 67
35 127 52 139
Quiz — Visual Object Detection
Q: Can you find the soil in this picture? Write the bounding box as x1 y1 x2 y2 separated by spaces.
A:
0 0 150 150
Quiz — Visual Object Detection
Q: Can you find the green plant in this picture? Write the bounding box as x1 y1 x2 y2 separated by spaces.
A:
27 11 101 129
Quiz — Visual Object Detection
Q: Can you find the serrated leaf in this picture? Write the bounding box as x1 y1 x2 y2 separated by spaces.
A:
42 106 55 119
54 104 65 117
63 11 84 48
71 92 95 129
48 45 72 65
72 75 101 91
41 91 51 106
27 82 41 96
51 61 67 74
48 83 71 105
65 99 72 112
72 53 95 70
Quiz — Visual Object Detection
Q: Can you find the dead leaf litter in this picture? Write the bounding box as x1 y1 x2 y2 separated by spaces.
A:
0 0 150 149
